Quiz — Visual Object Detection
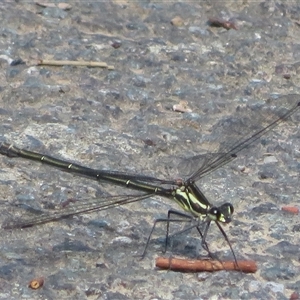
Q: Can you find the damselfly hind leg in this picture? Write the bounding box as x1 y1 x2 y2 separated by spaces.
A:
165 211 217 260
135 209 197 259
137 209 215 260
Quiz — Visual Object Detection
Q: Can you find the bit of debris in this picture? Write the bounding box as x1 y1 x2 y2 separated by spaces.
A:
263 155 278 164
29 277 44 289
173 100 192 113
281 206 299 214
208 17 237 30
37 59 114 70
111 40 122 49
295 21 300 27
143 139 156 146
171 16 184 27
35 2 72 10
290 291 299 300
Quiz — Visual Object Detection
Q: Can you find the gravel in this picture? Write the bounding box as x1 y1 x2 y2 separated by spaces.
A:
0 1 299 299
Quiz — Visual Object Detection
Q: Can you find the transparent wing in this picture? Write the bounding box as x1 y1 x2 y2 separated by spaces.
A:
2 192 155 229
186 94 300 182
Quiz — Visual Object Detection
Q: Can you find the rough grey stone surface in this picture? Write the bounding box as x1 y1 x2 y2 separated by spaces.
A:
0 1 299 299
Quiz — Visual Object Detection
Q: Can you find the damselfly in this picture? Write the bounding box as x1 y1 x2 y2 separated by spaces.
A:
1 95 299 265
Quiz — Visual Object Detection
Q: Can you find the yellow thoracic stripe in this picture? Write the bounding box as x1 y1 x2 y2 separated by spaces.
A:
172 187 210 218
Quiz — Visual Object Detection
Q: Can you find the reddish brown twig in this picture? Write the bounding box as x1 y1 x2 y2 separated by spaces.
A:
282 206 299 214
155 257 257 273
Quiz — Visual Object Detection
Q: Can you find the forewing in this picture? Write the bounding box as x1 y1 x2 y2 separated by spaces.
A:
187 94 299 182
2 193 154 229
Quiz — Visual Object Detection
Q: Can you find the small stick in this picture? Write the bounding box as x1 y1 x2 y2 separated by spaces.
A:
156 257 257 273
37 59 114 69
282 206 299 214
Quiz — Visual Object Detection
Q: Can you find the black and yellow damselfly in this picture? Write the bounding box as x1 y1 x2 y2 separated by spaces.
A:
0 95 299 265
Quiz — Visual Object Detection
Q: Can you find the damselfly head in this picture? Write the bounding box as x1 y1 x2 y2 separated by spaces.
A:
207 203 234 223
